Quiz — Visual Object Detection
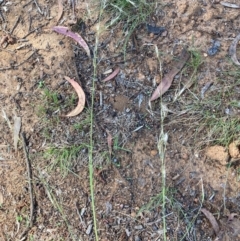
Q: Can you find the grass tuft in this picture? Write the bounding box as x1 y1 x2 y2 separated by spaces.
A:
44 144 88 176
104 0 153 26
102 0 155 54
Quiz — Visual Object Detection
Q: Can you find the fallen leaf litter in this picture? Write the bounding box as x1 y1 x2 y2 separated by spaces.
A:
0 0 240 240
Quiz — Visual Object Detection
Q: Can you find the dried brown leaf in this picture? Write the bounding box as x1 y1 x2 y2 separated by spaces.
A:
229 33 240 66
56 0 64 23
106 129 113 155
102 67 120 82
150 49 190 101
64 76 86 117
201 208 220 235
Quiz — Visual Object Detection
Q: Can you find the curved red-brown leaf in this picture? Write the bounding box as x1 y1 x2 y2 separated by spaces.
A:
64 76 85 117
53 26 90 57
102 67 120 82
150 72 175 101
150 49 190 101
201 208 220 235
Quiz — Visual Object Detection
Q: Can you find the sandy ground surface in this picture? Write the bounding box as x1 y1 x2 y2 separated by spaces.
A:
0 0 240 240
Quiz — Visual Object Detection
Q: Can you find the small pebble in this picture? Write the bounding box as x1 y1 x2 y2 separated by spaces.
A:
134 225 143 230
86 224 92 235
131 212 136 218
207 40 221 56
154 75 161 84
150 150 158 157
125 228 131 237
134 236 141 241
152 224 158 231
150 33 154 38
181 152 189 160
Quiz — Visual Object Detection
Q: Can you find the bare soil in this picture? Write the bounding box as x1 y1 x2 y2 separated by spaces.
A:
0 1 240 241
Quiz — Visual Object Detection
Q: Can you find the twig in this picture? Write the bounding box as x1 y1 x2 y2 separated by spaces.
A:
110 56 138 65
0 10 5 22
23 0 33 8
10 16 21 34
145 213 173 226
0 51 36 71
33 0 43 15
20 133 34 238
28 13 32 32
22 24 47 39
75 202 87 229
2 16 21 49
71 0 76 18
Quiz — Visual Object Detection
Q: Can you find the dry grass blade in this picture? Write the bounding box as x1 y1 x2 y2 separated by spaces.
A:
150 49 190 101
220 1 240 8
229 33 240 66
56 0 64 23
20 133 34 239
2 109 12 129
201 81 212 99
201 208 220 235
52 26 90 57
64 76 86 117
13 116 21 152
102 67 120 82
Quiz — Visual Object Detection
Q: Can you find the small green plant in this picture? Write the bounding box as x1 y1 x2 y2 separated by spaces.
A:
183 87 240 147
188 49 203 70
237 168 240 181
102 0 154 54
29 235 34 241
38 170 77 241
105 0 153 25
37 105 46 117
113 134 131 152
16 215 23 222
37 88 61 117
68 94 77 106
38 80 45 88
173 49 203 102
45 144 88 175
137 188 173 215
44 88 61 107
73 109 91 130
171 47 240 148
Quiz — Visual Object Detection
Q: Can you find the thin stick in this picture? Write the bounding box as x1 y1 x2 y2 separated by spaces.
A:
22 24 46 39
28 13 32 32
0 10 5 22
10 16 21 34
20 133 34 238
0 51 36 71
23 0 33 8
33 0 43 14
